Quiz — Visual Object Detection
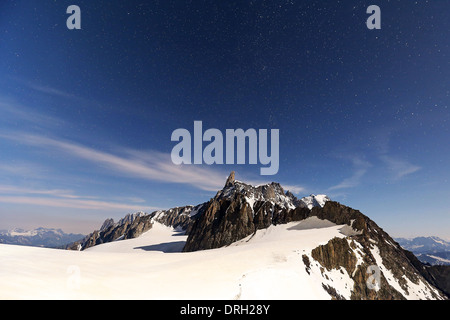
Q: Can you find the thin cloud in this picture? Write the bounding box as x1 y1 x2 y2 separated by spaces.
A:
0 184 158 211
0 97 65 128
27 83 75 99
9 77 75 99
0 132 229 192
0 132 303 194
379 155 421 180
329 168 367 190
0 184 97 200
0 195 158 212
281 184 306 195
7 77 106 114
329 156 371 191
0 162 49 179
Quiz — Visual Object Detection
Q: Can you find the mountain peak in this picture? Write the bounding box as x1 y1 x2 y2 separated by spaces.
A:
301 194 331 210
225 171 235 188
216 172 330 212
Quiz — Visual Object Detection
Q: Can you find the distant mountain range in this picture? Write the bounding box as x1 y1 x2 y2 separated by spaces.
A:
0 227 85 248
395 236 450 266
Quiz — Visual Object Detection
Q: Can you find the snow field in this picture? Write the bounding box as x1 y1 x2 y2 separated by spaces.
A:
0 219 347 299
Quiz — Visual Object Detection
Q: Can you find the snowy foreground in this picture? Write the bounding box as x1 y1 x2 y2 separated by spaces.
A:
0 218 436 300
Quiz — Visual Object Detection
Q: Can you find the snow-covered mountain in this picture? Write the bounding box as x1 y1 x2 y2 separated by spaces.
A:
416 252 450 266
395 236 450 266
0 227 84 248
1 172 448 300
71 172 329 252
300 194 331 210
395 236 450 254
216 171 330 211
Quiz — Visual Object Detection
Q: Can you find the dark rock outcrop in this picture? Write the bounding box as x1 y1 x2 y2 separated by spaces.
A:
69 202 207 251
183 173 317 252
311 237 358 275
151 203 207 234
224 171 235 187
403 249 450 297
425 265 450 297
78 213 153 250
307 208 446 300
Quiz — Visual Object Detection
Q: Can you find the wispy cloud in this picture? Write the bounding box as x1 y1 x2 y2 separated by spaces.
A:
329 169 367 191
0 97 64 128
379 155 421 180
0 185 76 198
280 184 306 194
9 76 75 99
26 83 75 99
0 131 305 195
0 184 102 200
0 132 229 192
0 162 48 179
329 156 371 191
0 195 158 212
0 184 160 211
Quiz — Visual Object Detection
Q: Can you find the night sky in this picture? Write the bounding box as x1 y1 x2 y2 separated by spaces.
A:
0 1 448 238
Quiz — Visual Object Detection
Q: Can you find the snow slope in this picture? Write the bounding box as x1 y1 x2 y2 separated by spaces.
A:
0 219 349 300
0 219 443 300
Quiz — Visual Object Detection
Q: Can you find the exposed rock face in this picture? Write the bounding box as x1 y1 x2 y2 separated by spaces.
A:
402 249 450 297
310 237 405 300
151 203 207 234
184 173 331 252
183 197 254 252
70 203 207 251
77 213 153 250
424 265 450 297
215 173 309 211
100 218 115 231
224 171 235 187
306 205 445 300
183 195 316 252
310 201 367 230
183 175 314 252
311 237 358 275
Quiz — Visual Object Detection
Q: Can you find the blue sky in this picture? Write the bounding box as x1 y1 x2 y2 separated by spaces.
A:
0 1 449 238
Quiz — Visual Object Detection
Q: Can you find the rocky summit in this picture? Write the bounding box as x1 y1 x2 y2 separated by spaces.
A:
67 172 448 300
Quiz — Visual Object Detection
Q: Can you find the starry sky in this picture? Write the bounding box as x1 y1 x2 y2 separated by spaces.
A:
0 0 448 238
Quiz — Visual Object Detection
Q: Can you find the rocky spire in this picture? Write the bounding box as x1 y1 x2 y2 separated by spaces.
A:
224 171 235 188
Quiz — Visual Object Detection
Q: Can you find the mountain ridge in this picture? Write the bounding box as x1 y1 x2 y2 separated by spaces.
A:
395 236 450 266
0 227 84 248
395 236 450 254
65 172 447 300
71 172 329 251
